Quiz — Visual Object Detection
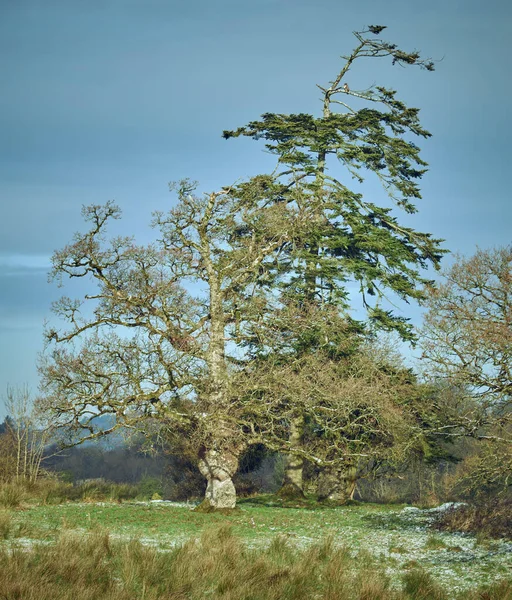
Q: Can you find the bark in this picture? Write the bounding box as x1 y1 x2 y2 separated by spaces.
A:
278 415 306 499
197 448 239 510
197 210 241 510
316 465 357 504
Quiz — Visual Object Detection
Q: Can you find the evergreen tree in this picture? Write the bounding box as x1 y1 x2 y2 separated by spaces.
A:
224 25 446 496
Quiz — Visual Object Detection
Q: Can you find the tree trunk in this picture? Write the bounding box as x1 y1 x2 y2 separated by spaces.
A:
316 465 357 504
197 448 239 510
278 415 306 499
199 226 239 511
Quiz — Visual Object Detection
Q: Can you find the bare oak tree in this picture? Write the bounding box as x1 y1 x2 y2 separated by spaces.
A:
421 246 512 491
40 180 306 509
421 247 512 416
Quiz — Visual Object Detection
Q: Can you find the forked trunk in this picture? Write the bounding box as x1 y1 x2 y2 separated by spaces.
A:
197 447 239 510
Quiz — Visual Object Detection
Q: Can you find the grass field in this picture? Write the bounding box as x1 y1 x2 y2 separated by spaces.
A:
0 496 510 599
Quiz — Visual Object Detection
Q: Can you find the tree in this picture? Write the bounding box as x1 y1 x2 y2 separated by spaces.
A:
422 246 511 413
40 26 446 509
420 246 512 495
1 385 53 484
224 25 443 331
39 181 307 509
236 331 433 502
223 25 445 495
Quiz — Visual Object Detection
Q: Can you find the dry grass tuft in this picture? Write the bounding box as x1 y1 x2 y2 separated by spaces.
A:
0 482 26 508
402 568 447 600
0 509 12 539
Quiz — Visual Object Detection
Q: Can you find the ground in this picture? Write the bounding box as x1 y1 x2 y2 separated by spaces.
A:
1 496 510 598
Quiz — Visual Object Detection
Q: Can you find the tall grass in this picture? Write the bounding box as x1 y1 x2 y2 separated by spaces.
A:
0 477 151 508
0 526 510 600
0 482 26 508
0 509 12 539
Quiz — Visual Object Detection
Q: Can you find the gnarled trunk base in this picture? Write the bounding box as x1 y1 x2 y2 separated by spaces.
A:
316 467 357 504
277 482 306 500
197 448 238 511
278 454 306 500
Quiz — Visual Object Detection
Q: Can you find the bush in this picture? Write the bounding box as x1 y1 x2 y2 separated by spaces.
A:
356 461 454 506
163 464 205 501
452 440 511 498
434 495 512 539
136 475 163 500
108 483 139 502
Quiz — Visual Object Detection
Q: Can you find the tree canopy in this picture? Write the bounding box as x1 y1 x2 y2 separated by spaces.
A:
224 25 445 340
422 246 512 414
420 246 512 499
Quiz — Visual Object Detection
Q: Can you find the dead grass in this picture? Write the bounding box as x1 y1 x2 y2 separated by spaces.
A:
434 496 512 540
0 482 26 508
0 525 510 600
0 509 12 539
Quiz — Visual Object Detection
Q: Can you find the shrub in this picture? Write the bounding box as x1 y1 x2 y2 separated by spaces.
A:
357 461 454 506
447 439 512 501
434 495 512 539
108 483 139 502
164 467 205 501
136 475 163 500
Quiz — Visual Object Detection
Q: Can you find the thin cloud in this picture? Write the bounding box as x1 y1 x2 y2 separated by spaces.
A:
0 254 51 272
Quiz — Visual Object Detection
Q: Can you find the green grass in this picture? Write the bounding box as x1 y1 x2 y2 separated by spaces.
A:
3 497 394 546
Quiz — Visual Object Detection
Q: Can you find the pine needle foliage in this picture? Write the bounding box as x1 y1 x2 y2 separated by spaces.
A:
224 25 446 341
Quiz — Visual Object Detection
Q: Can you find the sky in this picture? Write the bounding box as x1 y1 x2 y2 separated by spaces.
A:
0 0 511 418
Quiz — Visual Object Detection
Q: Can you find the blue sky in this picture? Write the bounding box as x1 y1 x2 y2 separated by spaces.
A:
1 0 510 417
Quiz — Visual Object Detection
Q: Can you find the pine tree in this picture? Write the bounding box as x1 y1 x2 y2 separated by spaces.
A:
224 25 446 497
